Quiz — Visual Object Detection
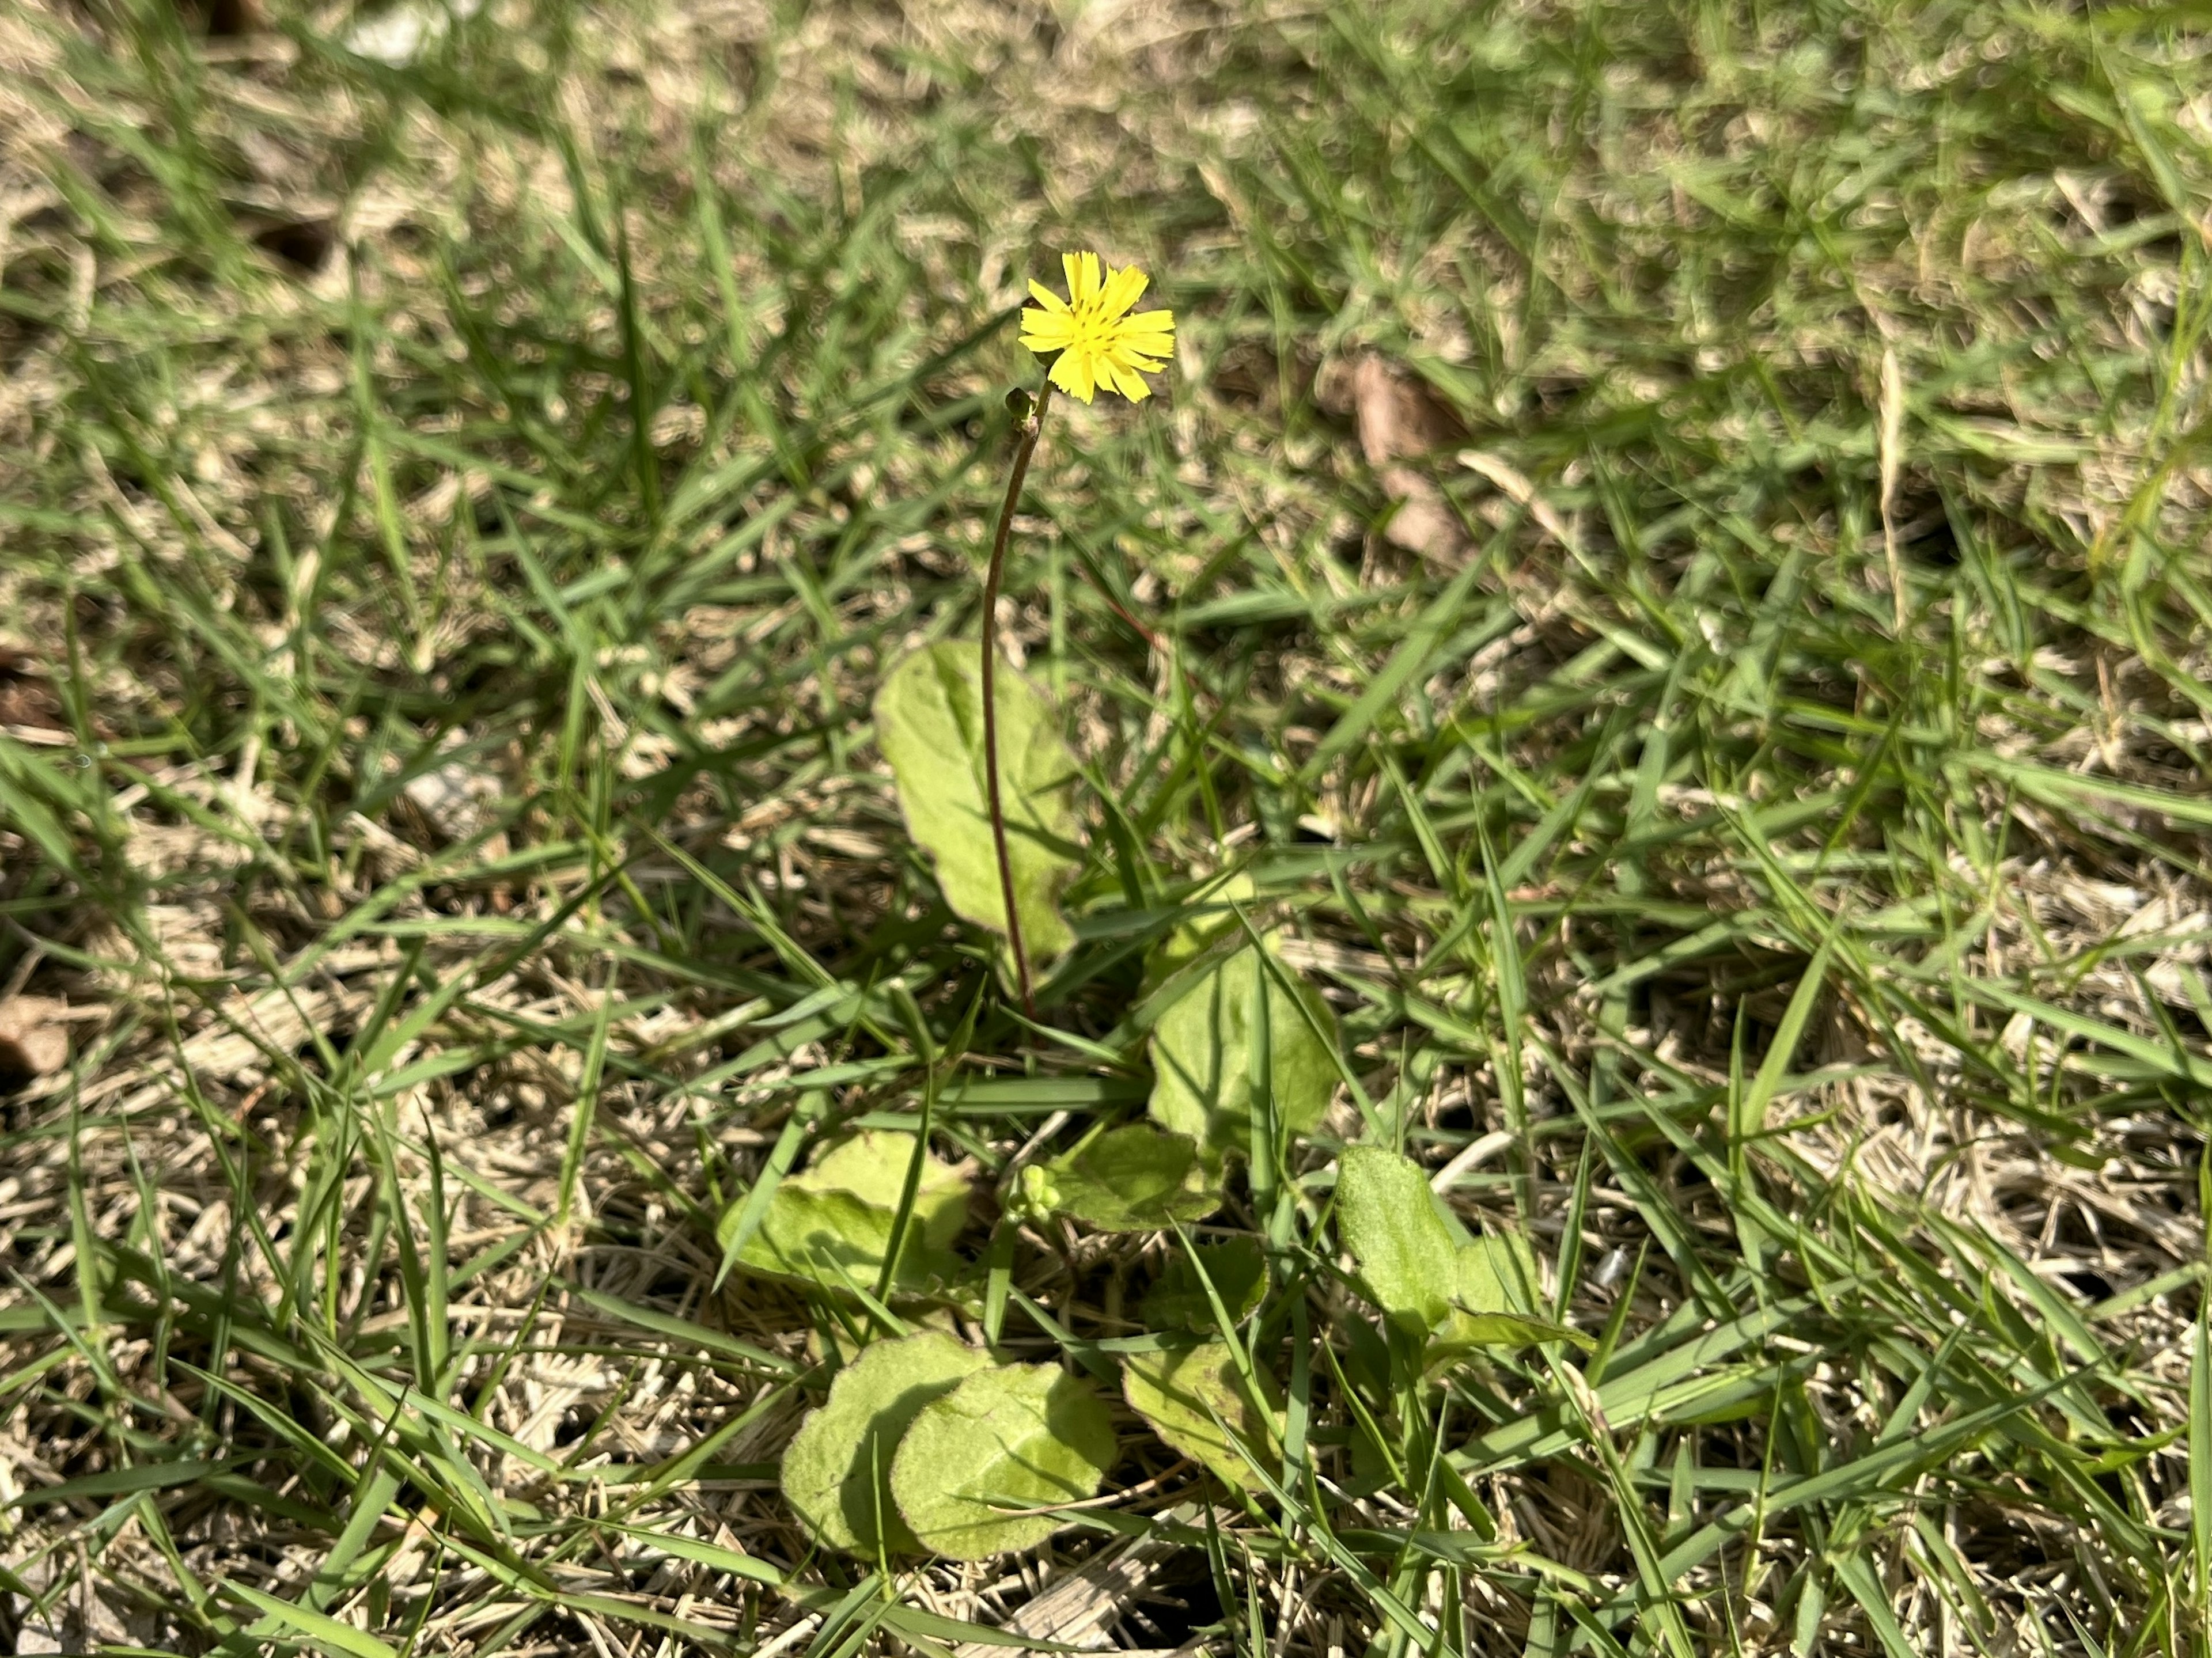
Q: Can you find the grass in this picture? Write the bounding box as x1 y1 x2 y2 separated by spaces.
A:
1 0 2210 1651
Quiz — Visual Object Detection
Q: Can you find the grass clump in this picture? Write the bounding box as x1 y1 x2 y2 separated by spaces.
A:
1 0 2209 1654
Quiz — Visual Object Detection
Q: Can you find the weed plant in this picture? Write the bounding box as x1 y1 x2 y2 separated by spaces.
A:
0 0 2209 1653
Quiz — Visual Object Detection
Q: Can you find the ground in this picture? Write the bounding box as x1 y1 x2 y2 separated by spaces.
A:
1 0 2210 1653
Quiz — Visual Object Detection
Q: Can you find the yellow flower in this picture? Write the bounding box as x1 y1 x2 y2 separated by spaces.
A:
1018 252 1175 404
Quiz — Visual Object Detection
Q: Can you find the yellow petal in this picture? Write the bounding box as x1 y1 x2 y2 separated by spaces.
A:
1050 347 1097 403
1123 308 1175 335
1064 251 1101 309
1021 309 1076 351
1098 264 1149 322
1106 358 1153 401
1027 279 1070 313
1105 341 1163 375
1114 333 1173 361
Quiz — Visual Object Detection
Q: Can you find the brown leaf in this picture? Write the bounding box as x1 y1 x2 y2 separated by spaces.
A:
0 996 71 1079
0 648 64 735
1345 354 1462 466
1316 354 1470 563
1376 466 1465 563
951 1527 1220 1658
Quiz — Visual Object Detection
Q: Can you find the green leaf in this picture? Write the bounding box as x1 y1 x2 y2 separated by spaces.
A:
718 1130 968 1299
7 1459 225 1507
889 1363 1116 1560
741 1186 931 1295
1452 1231 1535 1315
1122 1341 1283 1493
875 642 1081 961
1148 944 1340 1164
1734 936 1836 1144
1022 1124 1219 1233
1334 1144 1457 1331
1141 1237 1270 1334
1335 1146 1573 1351
802 1132 971 1244
225 1580 402 1658
782 1330 990 1556
1437 1235 1585 1352
1143 872 1257 991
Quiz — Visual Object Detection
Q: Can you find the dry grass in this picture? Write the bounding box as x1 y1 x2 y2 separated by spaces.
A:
2 0 2211 1653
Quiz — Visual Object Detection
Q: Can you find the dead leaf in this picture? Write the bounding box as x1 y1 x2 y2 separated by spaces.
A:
400 756 505 845
1317 354 1469 564
952 1523 1229 1657
1342 355 1462 467
0 648 64 737
1878 344 1908 633
1375 467 1465 561
0 996 70 1079
1457 449 1581 554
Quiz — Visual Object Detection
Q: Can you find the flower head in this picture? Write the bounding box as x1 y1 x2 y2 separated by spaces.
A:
1019 252 1175 404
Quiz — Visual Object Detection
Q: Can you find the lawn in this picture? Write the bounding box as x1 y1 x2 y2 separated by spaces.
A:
1 0 2210 1653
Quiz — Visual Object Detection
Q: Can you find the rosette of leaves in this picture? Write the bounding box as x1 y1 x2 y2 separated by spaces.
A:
1122 1341 1283 1493
782 1331 990 1555
1016 1122 1219 1233
1333 1143 1578 1355
888 1363 1116 1561
874 641 1082 962
1147 940 1340 1167
717 1130 969 1300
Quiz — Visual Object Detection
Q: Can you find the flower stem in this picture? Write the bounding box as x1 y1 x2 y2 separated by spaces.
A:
982 379 1053 1020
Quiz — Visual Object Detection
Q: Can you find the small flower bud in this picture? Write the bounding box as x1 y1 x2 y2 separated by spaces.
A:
1013 1163 1060 1223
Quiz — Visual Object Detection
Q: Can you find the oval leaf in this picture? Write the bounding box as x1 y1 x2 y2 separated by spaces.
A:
1027 1124 1219 1233
1334 1144 1456 1331
875 642 1080 961
718 1130 968 1299
889 1364 1115 1560
1453 1231 1537 1316
1148 946 1339 1164
782 1331 990 1555
1141 1236 1270 1334
1142 872 1257 992
1122 1341 1283 1493
804 1131 970 1252
1437 1235 1584 1352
